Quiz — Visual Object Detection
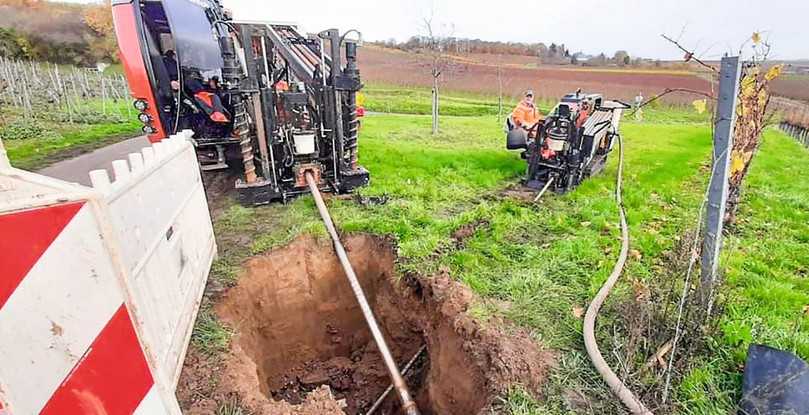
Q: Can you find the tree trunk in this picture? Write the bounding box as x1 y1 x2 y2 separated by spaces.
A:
497 66 503 121
431 75 439 134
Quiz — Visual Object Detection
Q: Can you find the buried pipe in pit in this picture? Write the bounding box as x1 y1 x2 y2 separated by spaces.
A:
304 171 421 415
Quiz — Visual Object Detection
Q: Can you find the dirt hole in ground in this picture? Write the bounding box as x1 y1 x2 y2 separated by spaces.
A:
216 235 553 415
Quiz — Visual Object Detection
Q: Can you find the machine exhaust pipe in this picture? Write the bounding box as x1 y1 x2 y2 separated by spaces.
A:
304 171 420 415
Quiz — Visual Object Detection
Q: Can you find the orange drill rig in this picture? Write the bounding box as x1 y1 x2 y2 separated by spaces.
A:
112 0 368 204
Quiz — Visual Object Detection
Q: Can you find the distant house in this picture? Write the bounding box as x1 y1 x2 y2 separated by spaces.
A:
572 52 593 63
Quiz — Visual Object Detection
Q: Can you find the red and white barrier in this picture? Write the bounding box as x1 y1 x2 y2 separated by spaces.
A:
0 132 215 414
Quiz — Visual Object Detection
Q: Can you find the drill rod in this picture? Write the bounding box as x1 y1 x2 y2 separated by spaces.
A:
304 171 420 415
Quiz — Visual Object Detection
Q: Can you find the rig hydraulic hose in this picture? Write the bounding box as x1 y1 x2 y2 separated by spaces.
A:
305 172 420 415
582 134 653 415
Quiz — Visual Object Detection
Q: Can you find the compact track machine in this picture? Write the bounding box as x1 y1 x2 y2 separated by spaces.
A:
506 91 628 193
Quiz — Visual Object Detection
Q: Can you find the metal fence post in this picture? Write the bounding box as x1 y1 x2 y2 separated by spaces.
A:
700 56 741 311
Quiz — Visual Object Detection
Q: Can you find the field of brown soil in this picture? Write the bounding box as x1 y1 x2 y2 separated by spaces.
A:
358 46 713 104
771 75 809 103
447 52 541 68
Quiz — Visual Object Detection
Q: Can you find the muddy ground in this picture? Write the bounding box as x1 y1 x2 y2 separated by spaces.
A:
178 234 554 414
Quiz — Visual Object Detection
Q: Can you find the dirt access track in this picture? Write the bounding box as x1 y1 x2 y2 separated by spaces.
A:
179 234 555 414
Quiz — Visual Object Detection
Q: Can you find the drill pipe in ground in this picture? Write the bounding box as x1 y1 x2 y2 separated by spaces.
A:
366 345 427 415
533 176 556 203
304 171 420 415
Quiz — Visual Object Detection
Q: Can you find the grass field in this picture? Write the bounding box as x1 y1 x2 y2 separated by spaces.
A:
198 89 808 413
679 132 809 413
1 101 141 170
362 83 712 124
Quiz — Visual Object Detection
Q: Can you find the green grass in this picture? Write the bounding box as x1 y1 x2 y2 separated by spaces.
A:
202 92 804 413
675 130 809 414
209 113 706 409
363 83 711 124
496 387 546 414
191 306 233 357
363 84 552 117
2 101 141 170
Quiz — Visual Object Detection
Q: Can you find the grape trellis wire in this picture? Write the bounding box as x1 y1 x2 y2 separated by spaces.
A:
0 58 132 124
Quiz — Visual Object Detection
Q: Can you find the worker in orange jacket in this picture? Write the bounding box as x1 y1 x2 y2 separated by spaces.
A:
511 90 543 137
576 99 592 128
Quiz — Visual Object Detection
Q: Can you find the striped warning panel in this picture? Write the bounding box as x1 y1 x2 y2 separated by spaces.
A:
0 202 169 414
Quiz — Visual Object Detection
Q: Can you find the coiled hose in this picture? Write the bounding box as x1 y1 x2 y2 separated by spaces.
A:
582 134 653 414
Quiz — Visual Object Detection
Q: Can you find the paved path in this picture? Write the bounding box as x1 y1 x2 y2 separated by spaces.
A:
37 136 151 186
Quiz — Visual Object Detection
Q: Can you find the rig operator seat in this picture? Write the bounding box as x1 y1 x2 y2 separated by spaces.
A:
557 103 571 119
174 69 232 139
505 114 528 150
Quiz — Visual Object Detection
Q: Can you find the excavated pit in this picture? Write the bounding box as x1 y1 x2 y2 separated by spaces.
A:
216 234 552 415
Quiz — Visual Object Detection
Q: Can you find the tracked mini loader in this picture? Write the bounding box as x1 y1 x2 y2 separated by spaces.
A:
112 0 368 204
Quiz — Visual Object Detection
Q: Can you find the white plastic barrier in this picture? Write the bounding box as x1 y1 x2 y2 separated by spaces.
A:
0 132 215 413
89 131 216 388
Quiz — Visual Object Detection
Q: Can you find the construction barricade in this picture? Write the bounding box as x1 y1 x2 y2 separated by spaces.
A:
0 131 215 414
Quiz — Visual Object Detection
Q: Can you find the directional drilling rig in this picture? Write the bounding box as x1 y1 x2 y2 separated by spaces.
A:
112 0 369 204
506 91 628 194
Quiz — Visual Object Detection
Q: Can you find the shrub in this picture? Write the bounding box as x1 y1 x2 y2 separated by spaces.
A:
0 118 56 141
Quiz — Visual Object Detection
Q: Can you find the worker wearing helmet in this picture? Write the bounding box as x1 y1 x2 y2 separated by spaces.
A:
511 90 543 137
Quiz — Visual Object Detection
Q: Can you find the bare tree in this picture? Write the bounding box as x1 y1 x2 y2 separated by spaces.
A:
421 12 453 135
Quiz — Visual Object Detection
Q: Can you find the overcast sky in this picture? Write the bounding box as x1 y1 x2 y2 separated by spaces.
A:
70 0 808 60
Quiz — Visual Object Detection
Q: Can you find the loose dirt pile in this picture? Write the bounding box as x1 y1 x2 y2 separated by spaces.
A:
182 234 554 414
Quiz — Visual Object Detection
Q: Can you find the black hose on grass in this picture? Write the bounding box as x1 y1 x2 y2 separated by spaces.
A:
582 134 653 414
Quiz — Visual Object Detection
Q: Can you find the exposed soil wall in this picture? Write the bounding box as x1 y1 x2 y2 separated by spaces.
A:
189 234 554 414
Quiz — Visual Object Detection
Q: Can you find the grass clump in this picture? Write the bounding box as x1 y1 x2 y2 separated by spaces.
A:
217 398 246 415
0 118 56 141
191 306 233 357
496 387 545 414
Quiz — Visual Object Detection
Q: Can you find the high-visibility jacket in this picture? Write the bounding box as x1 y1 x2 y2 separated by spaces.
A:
576 107 591 128
512 100 542 129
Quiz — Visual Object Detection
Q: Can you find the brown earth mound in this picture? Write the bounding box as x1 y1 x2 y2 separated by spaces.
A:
187 234 553 414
